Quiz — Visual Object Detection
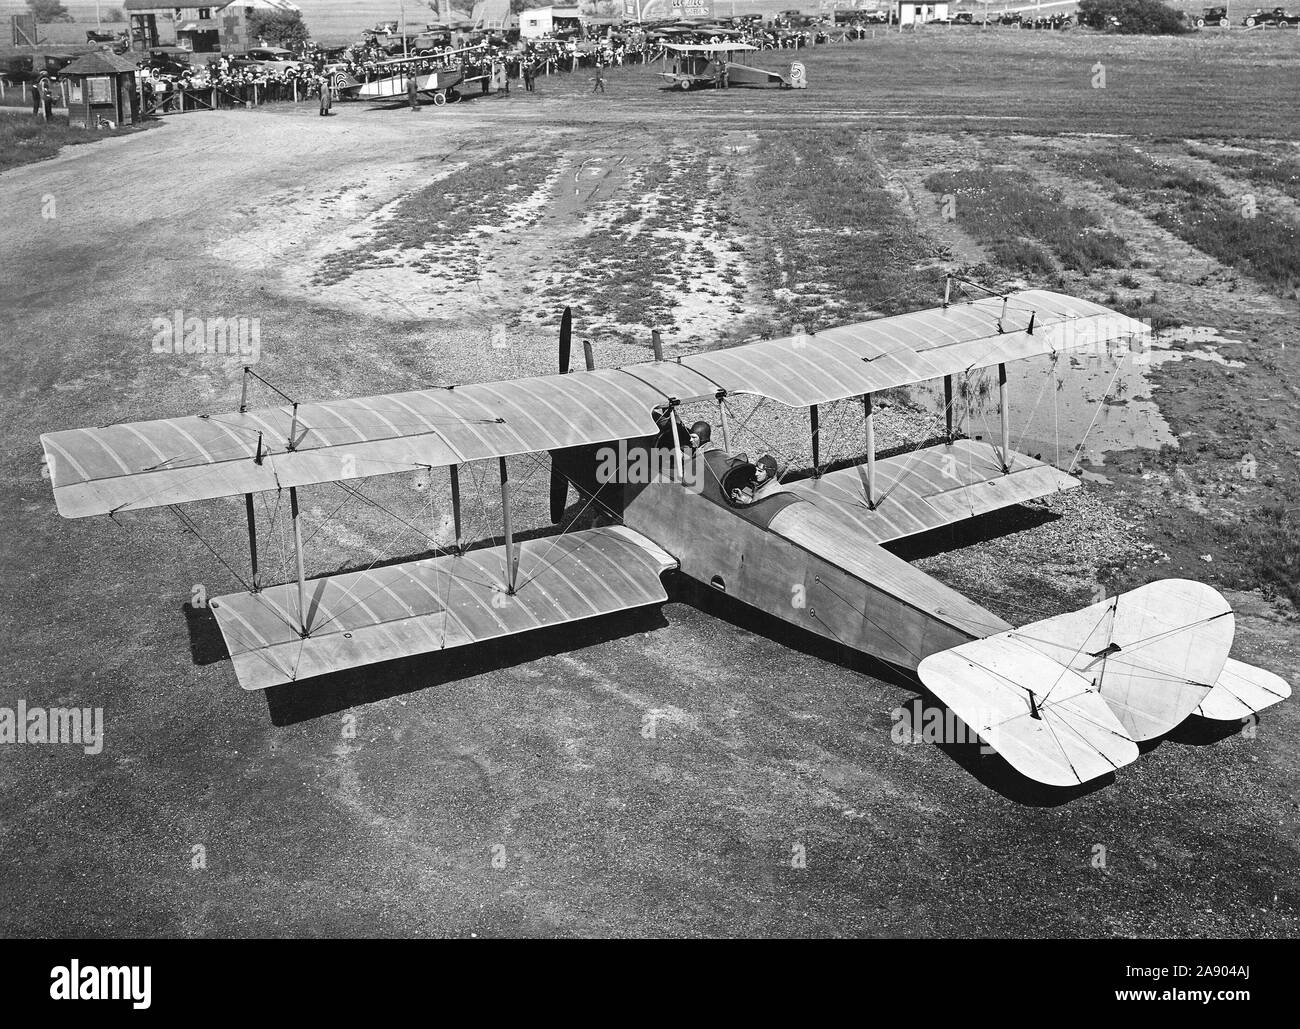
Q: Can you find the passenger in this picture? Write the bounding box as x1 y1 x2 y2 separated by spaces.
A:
730 455 780 505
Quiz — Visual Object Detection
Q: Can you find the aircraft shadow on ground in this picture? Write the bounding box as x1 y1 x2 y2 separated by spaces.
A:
670 573 1106 806
255 605 668 726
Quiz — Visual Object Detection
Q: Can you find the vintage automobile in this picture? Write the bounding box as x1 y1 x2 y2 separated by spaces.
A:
1243 6 1300 24
1 52 78 85
1195 5 1231 26
145 45 193 77
229 47 308 71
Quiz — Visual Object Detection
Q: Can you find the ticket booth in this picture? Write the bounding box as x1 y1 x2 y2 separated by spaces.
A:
59 51 141 129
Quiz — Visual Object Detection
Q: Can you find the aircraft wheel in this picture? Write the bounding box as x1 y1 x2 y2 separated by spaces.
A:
432 90 446 106
678 78 691 90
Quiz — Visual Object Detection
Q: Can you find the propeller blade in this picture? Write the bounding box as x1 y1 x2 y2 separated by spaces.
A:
559 306 572 375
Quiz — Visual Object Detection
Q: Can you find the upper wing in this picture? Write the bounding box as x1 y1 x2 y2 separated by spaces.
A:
42 369 668 518
666 289 1149 408
41 290 1145 519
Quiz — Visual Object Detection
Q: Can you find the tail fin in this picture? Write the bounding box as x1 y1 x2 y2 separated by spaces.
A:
919 580 1287 786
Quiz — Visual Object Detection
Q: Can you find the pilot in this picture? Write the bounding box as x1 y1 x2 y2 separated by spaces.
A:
730 455 780 505
688 421 718 453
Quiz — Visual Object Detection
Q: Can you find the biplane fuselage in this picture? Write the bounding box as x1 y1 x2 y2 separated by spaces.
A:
624 459 990 668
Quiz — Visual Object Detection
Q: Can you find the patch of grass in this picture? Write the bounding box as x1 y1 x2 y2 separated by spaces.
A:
1152 197 1300 296
990 238 1055 277
925 168 1128 275
0 116 155 174
1239 502 1300 608
1186 144 1300 202
745 128 933 327
1063 145 1300 296
312 149 556 286
538 151 739 337
1104 289 1183 332
1062 147 1224 198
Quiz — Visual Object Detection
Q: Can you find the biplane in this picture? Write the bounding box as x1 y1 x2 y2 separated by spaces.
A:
348 43 490 104
39 286 1290 789
659 42 805 91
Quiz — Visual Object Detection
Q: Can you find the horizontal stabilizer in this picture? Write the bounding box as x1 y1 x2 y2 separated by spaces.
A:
919 580 1245 785
1009 580 1232 741
788 439 1078 545
919 638 1139 787
1196 657 1292 722
209 526 676 691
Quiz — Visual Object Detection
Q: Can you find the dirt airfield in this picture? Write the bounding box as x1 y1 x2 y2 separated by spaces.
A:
1 31 1298 938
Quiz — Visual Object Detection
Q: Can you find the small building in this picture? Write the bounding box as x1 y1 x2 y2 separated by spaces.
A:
122 0 302 55
519 5 583 39
897 1 949 24
58 50 140 129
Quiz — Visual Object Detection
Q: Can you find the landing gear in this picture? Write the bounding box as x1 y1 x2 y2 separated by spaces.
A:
431 90 447 106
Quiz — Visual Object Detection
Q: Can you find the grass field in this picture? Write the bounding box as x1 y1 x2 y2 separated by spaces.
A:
2 28 1298 939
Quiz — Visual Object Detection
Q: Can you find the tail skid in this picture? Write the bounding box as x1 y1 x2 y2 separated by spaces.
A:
918 580 1290 786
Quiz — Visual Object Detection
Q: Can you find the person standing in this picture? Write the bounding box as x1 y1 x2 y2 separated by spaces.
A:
407 71 419 111
35 72 54 119
318 73 332 116
592 63 605 94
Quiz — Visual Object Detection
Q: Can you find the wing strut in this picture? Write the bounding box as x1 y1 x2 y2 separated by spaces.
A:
716 389 731 451
862 392 877 509
998 362 1012 474
449 464 464 554
289 486 309 636
498 457 519 594
810 404 821 478
244 493 261 592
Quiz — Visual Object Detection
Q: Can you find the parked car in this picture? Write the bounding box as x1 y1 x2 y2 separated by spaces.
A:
1243 6 1300 24
1195 5 1231 26
229 47 306 69
145 46 194 77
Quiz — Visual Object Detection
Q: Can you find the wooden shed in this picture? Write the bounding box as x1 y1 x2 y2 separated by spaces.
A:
59 51 141 130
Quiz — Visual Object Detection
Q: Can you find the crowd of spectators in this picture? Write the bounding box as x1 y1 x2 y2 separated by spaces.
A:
126 16 895 108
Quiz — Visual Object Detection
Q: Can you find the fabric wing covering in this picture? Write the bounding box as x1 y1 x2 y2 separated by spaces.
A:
41 290 1148 518
918 580 1290 786
786 438 1080 545
210 526 677 691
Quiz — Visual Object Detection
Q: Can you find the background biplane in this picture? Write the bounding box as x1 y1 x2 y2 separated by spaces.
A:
659 42 805 91
39 286 1290 789
349 43 490 104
